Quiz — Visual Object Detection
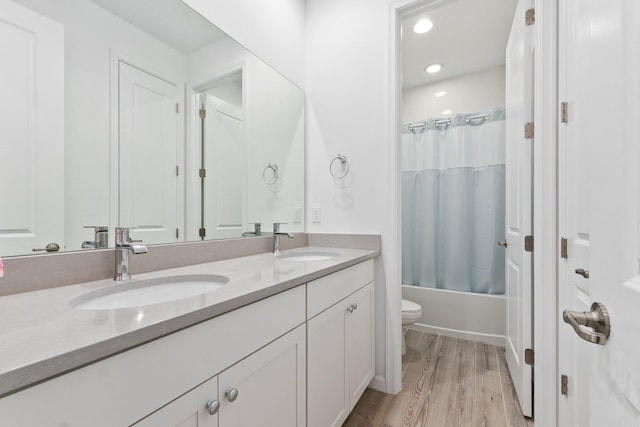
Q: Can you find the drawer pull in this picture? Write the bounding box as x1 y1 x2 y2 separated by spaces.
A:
225 388 239 402
205 400 220 415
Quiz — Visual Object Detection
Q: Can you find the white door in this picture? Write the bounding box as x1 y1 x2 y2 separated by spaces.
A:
0 1 64 256
504 0 534 417
558 0 640 425
346 283 375 406
218 325 305 427
307 297 349 427
119 62 182 245
133 376 218 427
201 94 245 239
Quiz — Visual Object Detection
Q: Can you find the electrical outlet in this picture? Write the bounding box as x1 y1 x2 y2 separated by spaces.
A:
312 207 321 223
293 207 302 223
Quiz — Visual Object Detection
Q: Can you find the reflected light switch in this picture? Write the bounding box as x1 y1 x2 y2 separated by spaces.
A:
312 207 321 223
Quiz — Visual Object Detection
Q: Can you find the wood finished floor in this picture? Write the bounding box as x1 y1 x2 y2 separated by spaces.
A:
343 331 534 427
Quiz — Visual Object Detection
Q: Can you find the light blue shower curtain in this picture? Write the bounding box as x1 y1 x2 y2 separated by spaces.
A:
402 109 505 294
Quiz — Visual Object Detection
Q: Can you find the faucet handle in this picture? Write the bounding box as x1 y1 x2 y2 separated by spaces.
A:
273 222 288 232
84 225 108 232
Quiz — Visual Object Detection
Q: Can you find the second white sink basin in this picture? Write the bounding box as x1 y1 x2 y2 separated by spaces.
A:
69 274 229 310
277 251 340 262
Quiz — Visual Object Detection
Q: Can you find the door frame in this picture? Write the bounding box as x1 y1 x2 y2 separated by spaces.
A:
389 0 560 423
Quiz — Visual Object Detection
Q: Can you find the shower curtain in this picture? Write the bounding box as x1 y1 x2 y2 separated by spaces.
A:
402 109 505 294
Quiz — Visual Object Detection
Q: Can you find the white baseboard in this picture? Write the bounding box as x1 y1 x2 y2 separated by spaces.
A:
368 375 387 393
408 323 506 348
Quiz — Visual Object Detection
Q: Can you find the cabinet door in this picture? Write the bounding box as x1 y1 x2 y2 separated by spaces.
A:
307 300 349 427
218 325 306 427
346 283 375 407
133 376 218 427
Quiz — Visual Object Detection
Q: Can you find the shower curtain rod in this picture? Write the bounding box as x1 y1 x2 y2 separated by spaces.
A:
405 112 492 131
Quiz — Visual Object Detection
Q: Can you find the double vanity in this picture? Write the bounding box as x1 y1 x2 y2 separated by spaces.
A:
0 244 378 426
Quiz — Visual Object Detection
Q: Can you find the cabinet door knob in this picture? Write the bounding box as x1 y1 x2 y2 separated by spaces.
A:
347 306 353 313
225 388 239 402
205 400 220 415
353 303 358 310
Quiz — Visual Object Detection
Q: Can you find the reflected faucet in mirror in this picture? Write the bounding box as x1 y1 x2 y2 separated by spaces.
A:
82 226 109 249
242 223 262 237
114 227 147 281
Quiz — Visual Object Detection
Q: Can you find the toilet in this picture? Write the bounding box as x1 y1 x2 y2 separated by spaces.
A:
401 299 423 355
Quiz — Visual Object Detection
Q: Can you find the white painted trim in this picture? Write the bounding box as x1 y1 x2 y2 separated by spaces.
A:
533 1 559 426
408 324 506 348
369 375 387 393
387 0 469 397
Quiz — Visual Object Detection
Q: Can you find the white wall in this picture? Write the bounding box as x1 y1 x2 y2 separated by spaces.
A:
181 0 305 88
402 66 506 122
306 0 396 392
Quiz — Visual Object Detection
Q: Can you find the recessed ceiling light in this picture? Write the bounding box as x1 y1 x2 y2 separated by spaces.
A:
441 109 452 115
435 91 447 97
425 63 442 74
413 18 433 34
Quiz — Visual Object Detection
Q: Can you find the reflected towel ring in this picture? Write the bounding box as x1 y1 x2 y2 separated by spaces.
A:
329 154 349 179
263 163 279 185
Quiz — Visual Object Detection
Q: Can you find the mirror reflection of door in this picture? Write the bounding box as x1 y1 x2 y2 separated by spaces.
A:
118 61 183 245
197 71 245 240
0 1 64 256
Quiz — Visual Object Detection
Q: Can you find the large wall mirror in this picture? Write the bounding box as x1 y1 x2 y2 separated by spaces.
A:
0 0 304 257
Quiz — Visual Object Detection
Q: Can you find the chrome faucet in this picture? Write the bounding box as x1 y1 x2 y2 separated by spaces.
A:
82 225 109 249
114 227 147 281
273 223 294 256
242 222 262 237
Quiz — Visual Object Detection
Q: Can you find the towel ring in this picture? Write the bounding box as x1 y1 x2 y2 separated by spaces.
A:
329 154 349 179
263 163 279 185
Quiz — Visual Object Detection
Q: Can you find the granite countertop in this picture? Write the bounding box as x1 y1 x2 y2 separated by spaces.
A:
0 246 379 398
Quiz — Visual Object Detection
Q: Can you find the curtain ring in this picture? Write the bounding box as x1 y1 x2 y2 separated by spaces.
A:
263 163 279 185
329 154 349 179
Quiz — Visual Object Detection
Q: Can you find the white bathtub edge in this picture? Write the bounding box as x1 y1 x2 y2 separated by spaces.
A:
406 323 506 348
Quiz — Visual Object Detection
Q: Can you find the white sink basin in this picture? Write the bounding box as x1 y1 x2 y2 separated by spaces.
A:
277 251 340 262
69 274 229 310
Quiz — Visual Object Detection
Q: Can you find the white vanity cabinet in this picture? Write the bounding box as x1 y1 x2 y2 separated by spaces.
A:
134 324 306 427
0 286 306 426
307 260 375 427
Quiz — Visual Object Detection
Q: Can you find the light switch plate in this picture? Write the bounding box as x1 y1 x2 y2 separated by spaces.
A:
312 207 321 223
293 207 302 223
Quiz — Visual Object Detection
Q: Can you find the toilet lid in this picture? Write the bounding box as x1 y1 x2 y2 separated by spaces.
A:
401 299 422 314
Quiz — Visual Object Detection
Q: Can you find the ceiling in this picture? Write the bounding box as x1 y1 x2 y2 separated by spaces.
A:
90 0 227 54
401 0 518 89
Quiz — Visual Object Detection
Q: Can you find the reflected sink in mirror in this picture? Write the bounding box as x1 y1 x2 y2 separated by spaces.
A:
277 251 340 262
69 274 229 310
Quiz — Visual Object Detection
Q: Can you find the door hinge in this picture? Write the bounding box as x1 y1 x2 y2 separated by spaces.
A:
199 228 206 238
524 348 534 366
176 228 179 239
561 102 568 123
524 235 534 252
561 237 568 258
561 374 568 395
175 102 180 114
176 165 179 176
199 108 206 119
199 168 206 178
525 8 535 25
524 122 534 139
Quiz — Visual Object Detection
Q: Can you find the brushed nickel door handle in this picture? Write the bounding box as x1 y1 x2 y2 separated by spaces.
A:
32 243 60 252
575 268 590 279
562 302 610 345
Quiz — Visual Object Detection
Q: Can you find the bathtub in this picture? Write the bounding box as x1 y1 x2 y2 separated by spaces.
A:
402 284 505 347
